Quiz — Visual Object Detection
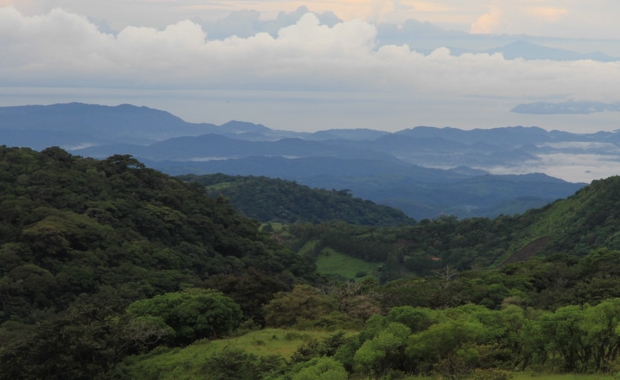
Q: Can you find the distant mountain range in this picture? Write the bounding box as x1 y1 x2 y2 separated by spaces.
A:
482 40 618 62
2 102 611 219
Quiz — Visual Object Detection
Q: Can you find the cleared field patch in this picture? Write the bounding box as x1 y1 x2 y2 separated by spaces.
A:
316 247 382 280
126 328 356 380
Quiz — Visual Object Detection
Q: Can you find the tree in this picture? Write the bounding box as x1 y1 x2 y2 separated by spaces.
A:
203 269 288 325
0 295 170 380
354 322 412 378
386 306 438 333
291 357 348 380
263 285 335 327
538 305 588 372
127 289 242 345
406 319 485 376
579 299 620 371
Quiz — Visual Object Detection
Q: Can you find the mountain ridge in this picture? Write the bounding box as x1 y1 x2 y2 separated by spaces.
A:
0 102 601 218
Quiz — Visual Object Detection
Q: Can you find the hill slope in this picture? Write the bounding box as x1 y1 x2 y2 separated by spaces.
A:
502 175 620 260
179 173 416 226
284 175 620 282
0 147 315 326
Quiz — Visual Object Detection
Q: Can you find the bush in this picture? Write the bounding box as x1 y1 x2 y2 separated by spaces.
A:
201 347 259 380
201 347 286 380
127 289 243 346
471 368 513 380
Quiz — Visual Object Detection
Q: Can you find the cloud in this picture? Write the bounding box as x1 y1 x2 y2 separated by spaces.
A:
527 6 568 22
469 6 501 34
198 6 342 40
468 4 572 36
487 153 620 183
7 1 620 40
0 7 115 74
1 6 620 103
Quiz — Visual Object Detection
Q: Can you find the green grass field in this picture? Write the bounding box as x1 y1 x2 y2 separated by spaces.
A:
125 328 355 380
315 247 382 281
512 374 616 380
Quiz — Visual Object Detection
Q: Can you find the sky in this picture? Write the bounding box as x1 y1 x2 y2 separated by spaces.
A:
1 0 620 133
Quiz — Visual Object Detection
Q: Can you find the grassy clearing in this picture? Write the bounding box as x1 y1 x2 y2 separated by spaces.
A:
296 239 318 256
205 181 238 192
125 328 355 380
388 373 618 380
512 374 616 380
316 247 382 281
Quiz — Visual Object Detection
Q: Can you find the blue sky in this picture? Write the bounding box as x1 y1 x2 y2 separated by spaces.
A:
1 1 619 132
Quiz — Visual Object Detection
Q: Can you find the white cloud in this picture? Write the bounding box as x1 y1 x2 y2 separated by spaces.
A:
527 6 568 22
2 6 620 101
540 142 620 153
469 4 571 35
487 153 620 183
7 1 618 38
470 5 501 34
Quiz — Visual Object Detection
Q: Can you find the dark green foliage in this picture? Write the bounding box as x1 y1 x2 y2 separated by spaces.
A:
0 295 169 380
178 173 416 226
286 217 518 282
289 221 398 264
262 285 336 328
203 269 289 325
0 147 313 323
376 250 620 311
126 289 243 345
0 146 317 378
10 146 620 379
286 177 620 282
289 331 352 364
386 306 438 333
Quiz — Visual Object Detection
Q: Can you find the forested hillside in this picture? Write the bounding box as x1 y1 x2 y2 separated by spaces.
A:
6 146 620 379
179 173 415 226
125 249 620 379
284 176 620 282
0 146 315 379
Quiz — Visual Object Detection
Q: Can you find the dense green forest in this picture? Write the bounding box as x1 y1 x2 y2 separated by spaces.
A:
178 173 415 226
280 176 620 282
5 146 620 379
0 146 315 379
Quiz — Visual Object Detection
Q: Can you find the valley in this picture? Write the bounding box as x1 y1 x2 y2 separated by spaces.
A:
3 104 620 379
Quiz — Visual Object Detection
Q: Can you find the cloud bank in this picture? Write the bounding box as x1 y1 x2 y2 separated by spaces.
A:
1 6 619 103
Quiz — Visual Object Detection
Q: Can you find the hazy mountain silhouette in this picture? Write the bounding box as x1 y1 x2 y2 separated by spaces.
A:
1 102 601 219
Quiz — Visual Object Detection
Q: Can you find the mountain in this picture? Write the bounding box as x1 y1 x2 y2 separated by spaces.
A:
0 102 219 146
484 40 619 61
179 173 416 226
376 173 584 220
1 102 607 219
155 156 582 219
